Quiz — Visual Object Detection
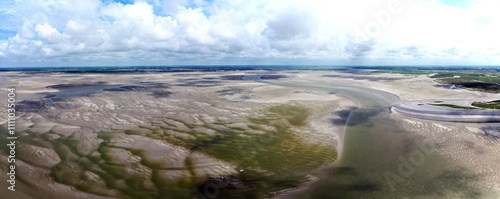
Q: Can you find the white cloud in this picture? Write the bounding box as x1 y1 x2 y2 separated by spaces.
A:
35 23 64 44
162 0 188 15
0 0 499 66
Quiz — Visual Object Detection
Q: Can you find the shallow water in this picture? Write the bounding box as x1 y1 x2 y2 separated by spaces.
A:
270 79 487 198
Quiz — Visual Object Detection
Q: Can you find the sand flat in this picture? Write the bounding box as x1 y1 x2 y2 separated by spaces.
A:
1 69 500 198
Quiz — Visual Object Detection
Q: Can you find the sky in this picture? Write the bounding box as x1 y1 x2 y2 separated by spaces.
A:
0 0 499 67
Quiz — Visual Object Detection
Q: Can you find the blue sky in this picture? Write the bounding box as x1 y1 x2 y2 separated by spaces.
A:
0 0 499 67
441 0 471 7
0 30 16 40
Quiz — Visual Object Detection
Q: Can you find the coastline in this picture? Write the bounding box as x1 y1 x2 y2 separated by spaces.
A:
392 101 500 123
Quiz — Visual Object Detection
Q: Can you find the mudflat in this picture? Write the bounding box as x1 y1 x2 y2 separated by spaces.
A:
1 69 499 198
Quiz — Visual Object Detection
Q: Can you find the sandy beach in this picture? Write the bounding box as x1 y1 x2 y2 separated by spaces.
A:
1 69 500 198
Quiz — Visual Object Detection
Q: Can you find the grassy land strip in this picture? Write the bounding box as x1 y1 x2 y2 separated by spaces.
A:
430 103 477 109
472 100 500 109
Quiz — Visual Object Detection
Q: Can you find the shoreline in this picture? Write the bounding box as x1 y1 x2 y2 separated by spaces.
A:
392 101 500 123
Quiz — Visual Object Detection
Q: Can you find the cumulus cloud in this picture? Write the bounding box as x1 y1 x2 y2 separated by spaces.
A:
0 0 499 66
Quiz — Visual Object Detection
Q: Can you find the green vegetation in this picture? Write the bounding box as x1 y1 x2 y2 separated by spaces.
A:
268 104 312 126
0 126 164 198
428 71 500 93
358 66 500 93
436 78 500 93
357 66 464 75
430 103 476 109
374 68 436 75
430 72 500 83
126 104 333 197
0 99 332 199
472 100 500 109
136 105 333 172
429 73 457 78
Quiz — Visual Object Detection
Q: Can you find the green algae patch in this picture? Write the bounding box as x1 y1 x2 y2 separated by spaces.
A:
134 104 335 174
125 104 336 197
0 102 336 199
199 122 336 173
268 105 312 126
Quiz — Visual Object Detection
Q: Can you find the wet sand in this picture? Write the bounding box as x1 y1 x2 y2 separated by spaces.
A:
1 69 500 198
0 71 351 198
